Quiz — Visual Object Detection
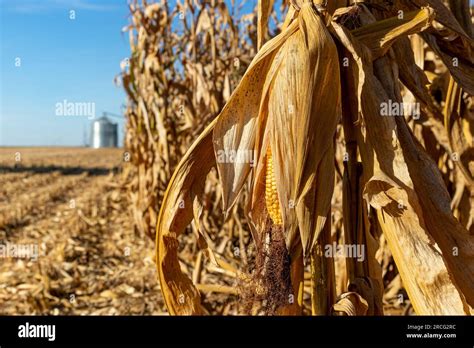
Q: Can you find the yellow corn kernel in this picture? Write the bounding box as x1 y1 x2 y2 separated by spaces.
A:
265 148 283 225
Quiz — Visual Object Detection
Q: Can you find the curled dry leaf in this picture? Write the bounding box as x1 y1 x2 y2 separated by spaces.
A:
156 120 216 315
399 0 474 94
257 0 275 49
332 292 369 316
350 7 434 60
331 13 474 314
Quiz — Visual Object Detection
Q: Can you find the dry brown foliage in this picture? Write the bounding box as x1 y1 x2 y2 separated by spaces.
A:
122 0 474 315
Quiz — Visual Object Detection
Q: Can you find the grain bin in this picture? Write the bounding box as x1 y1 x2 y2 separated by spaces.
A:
91 116 118 148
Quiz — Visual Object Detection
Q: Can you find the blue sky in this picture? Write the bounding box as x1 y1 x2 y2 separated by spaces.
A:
0 0 472 146
0 0 258 147
0 0 130 146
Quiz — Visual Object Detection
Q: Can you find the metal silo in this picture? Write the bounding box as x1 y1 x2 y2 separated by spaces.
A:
91 116 118 148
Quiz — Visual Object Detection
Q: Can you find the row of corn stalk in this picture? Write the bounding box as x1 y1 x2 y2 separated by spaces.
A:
121 0 256 237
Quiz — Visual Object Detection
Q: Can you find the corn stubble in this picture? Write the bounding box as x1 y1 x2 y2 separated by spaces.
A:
124 0 474 315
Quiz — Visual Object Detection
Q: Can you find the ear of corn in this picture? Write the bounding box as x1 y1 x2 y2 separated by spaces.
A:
266 3 340 256
155 12 300 315
265 148 283 225
212 19 299 216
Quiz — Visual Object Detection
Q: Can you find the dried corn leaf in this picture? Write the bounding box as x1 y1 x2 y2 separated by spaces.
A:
411 34 425 69
392 37 441 118
156 119 216 315
332 292 369 316
407 0 471 39
257 0 274 49
444 77 474 188
326 0 349 16
421 32 474 95
448 0 473 38
196 9 211 34
350 8 434 60
396 0 474 93
332 21 474 314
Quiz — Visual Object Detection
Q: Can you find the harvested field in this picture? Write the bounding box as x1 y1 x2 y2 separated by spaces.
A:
0 148 166 315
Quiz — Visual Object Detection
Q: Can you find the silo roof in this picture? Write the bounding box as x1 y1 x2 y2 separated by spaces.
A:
95 116 116 124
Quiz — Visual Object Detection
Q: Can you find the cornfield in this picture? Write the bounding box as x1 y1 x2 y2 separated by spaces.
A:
122 0 474 315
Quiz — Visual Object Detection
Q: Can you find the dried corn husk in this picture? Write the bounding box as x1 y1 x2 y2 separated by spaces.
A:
253 2 341 256
332 292 369 316
156 13 299 315
156 2 342 314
